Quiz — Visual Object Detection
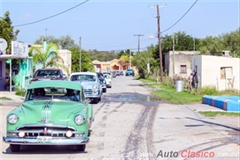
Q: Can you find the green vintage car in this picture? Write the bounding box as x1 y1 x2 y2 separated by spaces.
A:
3 80 93 152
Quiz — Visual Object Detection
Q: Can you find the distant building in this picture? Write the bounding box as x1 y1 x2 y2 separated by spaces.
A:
92 59 138 74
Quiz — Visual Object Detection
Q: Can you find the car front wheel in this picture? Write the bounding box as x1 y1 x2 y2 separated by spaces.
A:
10 144 21 152
76 144 86 152
93 98 99 104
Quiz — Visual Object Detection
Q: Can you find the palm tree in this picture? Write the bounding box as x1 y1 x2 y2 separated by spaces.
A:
29 43 69 75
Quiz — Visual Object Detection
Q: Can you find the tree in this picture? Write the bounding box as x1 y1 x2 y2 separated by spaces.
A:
119 55 129 64
116 49 131 59
220 28 240 57
87 50 117 61
0 11 19 54
197 28 240 57
34 35 76 49
198 36 223 55
161 31 199 53
69 47 94 72
29 43 69 74
132 46 158 78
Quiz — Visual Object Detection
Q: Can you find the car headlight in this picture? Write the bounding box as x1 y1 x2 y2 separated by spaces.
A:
92 85 98 89
74 115 85 125
8 114 19 124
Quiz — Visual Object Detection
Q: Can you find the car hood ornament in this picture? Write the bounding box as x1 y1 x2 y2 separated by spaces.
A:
41 101 52 123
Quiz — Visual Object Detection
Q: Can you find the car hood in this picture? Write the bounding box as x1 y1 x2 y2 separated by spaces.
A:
105 78 111 82
20 100 85 125
80 81 98 89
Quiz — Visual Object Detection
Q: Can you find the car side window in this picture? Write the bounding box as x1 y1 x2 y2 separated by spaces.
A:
25 89 34 101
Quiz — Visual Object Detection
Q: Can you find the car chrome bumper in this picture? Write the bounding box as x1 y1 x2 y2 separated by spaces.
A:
3 136 89 145
102 85 107 89
84 90 101 98
86 95 101 98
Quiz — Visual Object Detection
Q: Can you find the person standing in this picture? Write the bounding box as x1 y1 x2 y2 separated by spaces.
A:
188 73 193 91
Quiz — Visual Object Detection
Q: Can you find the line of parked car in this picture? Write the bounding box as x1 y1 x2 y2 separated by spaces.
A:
108 69 135 77
28 68 115 104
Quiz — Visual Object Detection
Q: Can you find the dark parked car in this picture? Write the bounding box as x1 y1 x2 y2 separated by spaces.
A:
30 68 67 83
119 71 124 76
111 71 117 78
125 69 135 76
96 72 107 93
116 71 120 76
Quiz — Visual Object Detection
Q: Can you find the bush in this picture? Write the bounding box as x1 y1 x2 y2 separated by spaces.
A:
15 87 26 97
199 85 218 95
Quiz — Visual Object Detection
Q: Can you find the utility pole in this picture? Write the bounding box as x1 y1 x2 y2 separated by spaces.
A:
45 28 48 37
173 33 175 77
157 5 163 83
134 34 144 54
79 37 82 72
193 37 195 53
129 47 131 69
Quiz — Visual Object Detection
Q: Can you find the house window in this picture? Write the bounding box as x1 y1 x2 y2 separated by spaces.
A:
180 65 187 73
220 67 232 79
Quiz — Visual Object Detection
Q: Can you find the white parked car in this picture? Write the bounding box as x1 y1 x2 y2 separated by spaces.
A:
103 74 112 88
69 72 102 103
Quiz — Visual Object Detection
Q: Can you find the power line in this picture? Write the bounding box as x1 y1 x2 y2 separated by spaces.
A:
13 0 89 27
86 47 148 53
161 0 198 33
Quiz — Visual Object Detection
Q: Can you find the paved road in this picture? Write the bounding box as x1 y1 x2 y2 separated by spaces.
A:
0 76 239 160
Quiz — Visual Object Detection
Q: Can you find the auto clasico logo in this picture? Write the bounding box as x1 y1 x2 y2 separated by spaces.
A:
157 150 215 158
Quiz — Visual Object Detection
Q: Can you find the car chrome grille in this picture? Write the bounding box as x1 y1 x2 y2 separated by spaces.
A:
17 125 76 138
84 89 93 95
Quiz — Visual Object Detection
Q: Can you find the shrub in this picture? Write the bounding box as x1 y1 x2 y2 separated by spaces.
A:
15 87 26 97
199 85 218 95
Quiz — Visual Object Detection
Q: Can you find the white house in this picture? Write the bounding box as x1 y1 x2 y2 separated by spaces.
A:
58 49 71 76
164 51 199 78
192 55 240 91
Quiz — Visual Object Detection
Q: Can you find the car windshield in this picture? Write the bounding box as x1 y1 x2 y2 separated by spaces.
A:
104 74 111 79
103 72 110 75
36 70 60 77
25 87 82 102
70 74 96 82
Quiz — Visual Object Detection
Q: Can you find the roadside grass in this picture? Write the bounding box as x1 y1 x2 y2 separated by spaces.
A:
153 85 202 104
198 111 240 117
0 97 12 100
138 76 239 104
0 103 2 106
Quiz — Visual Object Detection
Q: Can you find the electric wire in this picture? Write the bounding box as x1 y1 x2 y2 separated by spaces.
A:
11 0 197 51
13 0 89 27
81 0 198 50
161 0 198 33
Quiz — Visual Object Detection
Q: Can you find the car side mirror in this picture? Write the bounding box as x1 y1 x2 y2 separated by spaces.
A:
63 74 67 79
30 75 33 78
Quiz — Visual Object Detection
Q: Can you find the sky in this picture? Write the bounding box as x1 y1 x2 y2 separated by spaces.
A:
0 0 239 52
